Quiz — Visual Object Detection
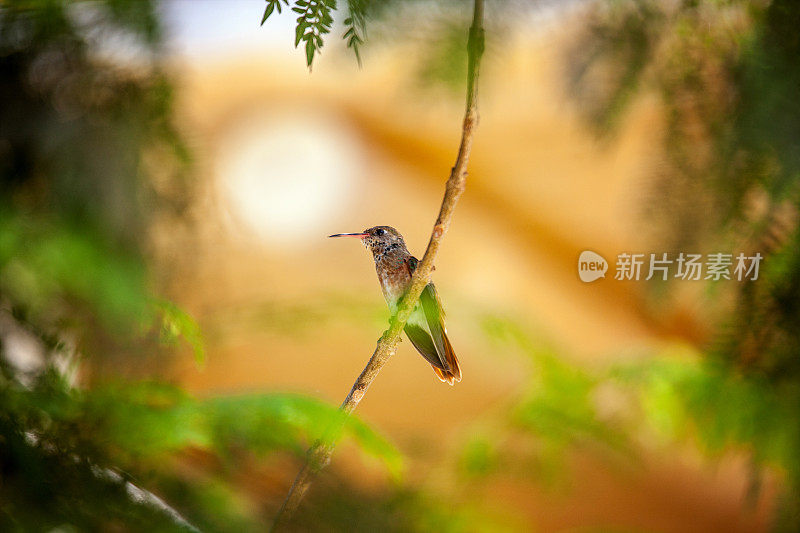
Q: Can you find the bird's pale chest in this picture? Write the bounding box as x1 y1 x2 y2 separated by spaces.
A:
374 254 410 310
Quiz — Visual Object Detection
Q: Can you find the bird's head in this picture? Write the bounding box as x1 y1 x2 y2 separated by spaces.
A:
329 226 407 256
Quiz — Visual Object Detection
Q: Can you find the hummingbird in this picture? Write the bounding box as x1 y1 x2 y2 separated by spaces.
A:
330 226 462 385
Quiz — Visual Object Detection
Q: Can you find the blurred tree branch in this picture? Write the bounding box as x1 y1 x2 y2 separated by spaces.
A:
271 0 485 527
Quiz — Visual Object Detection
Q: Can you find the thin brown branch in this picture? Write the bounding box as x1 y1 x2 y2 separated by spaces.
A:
271 0 485 528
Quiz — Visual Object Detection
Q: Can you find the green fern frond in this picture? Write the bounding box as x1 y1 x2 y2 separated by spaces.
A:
261 0 289 25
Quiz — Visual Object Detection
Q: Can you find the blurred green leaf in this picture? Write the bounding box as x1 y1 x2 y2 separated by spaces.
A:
153 300 206 365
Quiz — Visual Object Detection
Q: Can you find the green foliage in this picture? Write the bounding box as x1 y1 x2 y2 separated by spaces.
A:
0 369 187 531
469 312 800 528
513 353 632 460
289 476 516 533
262 0 290 24
0 1 407 530
0 212 149 334
567 0 800 236
459 433 497 478
0 364 402 531
0 0 188 341
204 392 403 478
343 0 368 66
414 20 469 91
566 0 666 133
154 300 206 365
261 0 339 68
615 355 800 475
615 353 800 530
463 314 634 487
258 0 482 90
294 0 336 68
260 0 461 70
566 2 800 526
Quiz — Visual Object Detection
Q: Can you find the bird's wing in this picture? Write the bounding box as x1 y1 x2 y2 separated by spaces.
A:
403 256 460 381
419 283 449 366
404 319 443 369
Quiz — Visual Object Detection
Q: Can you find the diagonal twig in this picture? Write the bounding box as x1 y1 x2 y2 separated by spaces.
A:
271 0 485 527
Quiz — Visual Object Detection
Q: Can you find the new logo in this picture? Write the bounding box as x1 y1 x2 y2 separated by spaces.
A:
578 250 608 283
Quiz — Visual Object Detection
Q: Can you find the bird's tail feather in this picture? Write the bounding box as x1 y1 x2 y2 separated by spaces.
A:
432 331 461 386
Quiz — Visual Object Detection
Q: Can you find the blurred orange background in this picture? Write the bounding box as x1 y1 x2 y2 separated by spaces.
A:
154 1 772 530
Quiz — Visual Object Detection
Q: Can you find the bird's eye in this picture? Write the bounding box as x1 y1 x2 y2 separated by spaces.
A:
375 228 385 236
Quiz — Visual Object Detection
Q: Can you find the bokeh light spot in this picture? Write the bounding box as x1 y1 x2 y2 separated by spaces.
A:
216 109 363 247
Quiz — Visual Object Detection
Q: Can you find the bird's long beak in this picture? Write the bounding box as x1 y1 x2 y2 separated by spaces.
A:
328 232 368 238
